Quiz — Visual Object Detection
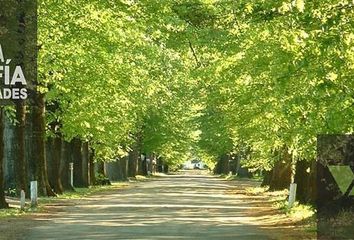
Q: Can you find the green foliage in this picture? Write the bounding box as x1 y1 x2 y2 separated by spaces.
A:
94 173 111 186
38 0 354 169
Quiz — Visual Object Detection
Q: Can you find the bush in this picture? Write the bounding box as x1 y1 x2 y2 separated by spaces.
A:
94 174 111 186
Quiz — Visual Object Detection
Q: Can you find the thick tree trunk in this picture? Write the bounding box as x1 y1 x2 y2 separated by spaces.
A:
261 170 273 186
269 149 292 191
32 94 56 196
141 156 148 176
308 160 317 204
121 156 128 180
213 154 230 174
88 148 95 186
163 164 169 173
0 109 9 208
229 154 240 175
60 141 74 191
295 160 312 203
72 138 84 187
128 146 139 177
50 136 63 194
14 101 27 195
97 161 105 176
81 142 89 187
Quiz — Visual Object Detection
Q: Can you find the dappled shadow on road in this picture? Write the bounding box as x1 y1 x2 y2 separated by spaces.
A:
25 173 311 240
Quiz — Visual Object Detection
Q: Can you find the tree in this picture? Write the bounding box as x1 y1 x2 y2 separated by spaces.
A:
0 108 8 208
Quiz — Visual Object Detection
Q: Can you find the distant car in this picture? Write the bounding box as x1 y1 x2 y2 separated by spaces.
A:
183 160 206 170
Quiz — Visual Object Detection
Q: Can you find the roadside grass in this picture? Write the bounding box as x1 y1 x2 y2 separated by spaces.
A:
0 208 26 218
250 186 316 224
0 204 41 218
228 177 317 232
39 181 130 204
223 173 263 182
248 184 316 234
0 177 151 218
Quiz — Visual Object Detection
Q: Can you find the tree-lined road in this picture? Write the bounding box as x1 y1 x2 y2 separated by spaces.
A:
23 173 301 240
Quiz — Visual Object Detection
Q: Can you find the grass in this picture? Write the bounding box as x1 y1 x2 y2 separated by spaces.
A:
39 181 132 204
0 179 144 218
244 184 316 222
241 182 316 232
222 173 263 182
0 208 26 218
276 200 316 220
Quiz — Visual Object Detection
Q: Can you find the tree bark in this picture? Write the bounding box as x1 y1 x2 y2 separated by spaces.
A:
0 109 9 208
60 141 74 191
14 101 27 195
121 156 128 180
269 149 292 191
213 154 230 174
81 142 89 187
295 159 315 203
88 148 95 186
97 161 105 176
72 138 84 187
51 136 63 194
32 94 55 196
261 170 272 186
128 145 139 177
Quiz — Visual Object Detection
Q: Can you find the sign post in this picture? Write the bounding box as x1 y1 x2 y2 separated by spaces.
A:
30 181 37 207
69 163 74 187
288 183 297 208
20 190 25 210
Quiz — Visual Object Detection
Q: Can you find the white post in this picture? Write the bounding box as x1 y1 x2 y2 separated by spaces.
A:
288 183 297 208
69 162 74 187
30 181 38 207
20 190 25 210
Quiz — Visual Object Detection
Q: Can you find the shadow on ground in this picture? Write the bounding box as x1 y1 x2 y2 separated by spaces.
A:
12 172 315 240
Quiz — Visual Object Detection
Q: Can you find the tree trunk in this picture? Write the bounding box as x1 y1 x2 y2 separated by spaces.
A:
121 156 128 180
60 141 74 191
294 159 317 204
81 142 89 187
128 146 138 177
88 148 95 186
261 170 272 186
51 136 63 194
97 161 105 176
14 101 27 195
0 109 9 208
269 149 292 191
72 138 84 187
32 94 55 196
213 154 230 174
229 154 240 175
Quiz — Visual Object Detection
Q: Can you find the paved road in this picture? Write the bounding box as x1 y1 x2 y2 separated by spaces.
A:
24 173 283 240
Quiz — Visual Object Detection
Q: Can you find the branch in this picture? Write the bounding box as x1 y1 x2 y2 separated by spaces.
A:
188 39 201 68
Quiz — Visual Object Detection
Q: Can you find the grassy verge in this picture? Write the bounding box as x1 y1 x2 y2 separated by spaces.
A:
39 181 130 204
0 176 151 219
222 173 263 182
246 185 316 231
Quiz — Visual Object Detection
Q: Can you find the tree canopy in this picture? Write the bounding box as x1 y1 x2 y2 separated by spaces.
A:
37 0 354 170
